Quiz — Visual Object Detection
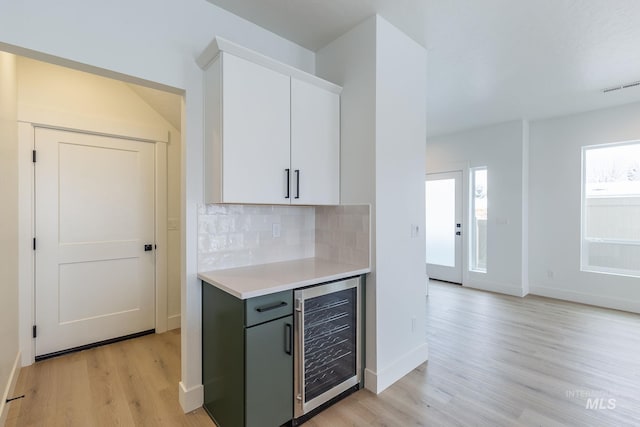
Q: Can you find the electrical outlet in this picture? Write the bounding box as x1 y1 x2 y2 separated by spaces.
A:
547 269 554 279
411 317 417 332
272 223 281 238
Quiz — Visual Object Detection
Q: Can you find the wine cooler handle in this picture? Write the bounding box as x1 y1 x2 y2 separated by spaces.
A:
285 323 292 355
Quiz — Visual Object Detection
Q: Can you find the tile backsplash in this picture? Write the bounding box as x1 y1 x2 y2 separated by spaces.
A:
198 204 370 272
315 205 370 268
198 204 315 271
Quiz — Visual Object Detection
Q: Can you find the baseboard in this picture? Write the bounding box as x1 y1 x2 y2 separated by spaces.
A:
364 342 428 394
464 279 525 297
0 351 21 426
167 314 181 331
530 284 640 314
179 381 203 413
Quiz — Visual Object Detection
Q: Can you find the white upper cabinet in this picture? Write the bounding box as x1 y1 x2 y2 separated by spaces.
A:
201 38 341 205
220 53 290 204
290 78 340 205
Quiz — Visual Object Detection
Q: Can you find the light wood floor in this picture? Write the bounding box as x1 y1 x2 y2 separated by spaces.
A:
6 281 640 426
5 329 213 427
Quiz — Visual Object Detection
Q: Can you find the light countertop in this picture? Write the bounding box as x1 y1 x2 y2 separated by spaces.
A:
198 258 370 299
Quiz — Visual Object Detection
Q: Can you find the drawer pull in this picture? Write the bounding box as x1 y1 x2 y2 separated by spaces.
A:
255 301 287 312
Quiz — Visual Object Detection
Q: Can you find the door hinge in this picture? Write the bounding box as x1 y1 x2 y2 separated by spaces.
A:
32 150 37 163
33 238 36 250
32 325 37 338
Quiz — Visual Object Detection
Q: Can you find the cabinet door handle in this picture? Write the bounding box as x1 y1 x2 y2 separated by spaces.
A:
295 169 300 199
255 301 287 312
285 169 290 199
285 323 292 355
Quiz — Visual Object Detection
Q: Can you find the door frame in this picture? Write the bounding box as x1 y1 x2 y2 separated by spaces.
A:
425 170 463 283
18 122 169 365
425 162 470 288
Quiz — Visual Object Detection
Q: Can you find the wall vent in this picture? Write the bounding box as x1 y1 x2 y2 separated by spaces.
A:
602 81 640 93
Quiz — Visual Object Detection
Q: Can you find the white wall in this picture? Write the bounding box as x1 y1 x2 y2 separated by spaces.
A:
529 102 640 312
426 120 527 296
0 0 315 412
374 17 428 391
0 51 20 425
317 15 428 393
16 57 178 141
316 14 378 386
16 57 183 336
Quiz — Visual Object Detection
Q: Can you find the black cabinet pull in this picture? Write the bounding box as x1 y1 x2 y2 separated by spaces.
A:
285 323 292 355
255 301 287 312
285 169 290 199
295 169 300 199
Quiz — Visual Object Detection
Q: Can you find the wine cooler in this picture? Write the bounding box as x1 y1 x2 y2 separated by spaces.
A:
293 276 361 420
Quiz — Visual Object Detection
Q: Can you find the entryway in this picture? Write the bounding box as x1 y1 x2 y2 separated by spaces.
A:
34 128 156 358
425 171 463 283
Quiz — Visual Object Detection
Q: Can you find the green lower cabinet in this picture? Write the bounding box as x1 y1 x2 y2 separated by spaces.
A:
246 316 293 427
202 282 293 427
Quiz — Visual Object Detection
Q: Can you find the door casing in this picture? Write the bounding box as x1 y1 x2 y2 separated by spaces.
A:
426 171 463 283
18 122 169 365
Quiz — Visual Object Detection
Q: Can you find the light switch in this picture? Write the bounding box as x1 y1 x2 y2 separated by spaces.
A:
411 224 420 238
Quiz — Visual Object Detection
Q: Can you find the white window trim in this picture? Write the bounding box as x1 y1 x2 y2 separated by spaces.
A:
580 140 640 278
469 166 487 273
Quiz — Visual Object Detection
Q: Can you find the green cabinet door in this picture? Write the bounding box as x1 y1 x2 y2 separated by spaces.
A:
245 315 293 427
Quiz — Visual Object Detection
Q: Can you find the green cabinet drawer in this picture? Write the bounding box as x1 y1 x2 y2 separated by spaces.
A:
245 290 293 327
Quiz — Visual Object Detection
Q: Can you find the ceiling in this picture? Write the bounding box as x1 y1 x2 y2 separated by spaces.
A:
127 83 182 131
207 0 640 136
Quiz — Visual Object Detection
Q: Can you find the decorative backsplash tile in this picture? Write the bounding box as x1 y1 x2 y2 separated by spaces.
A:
315 205 370 268
198 204 315 272
198 204 370 272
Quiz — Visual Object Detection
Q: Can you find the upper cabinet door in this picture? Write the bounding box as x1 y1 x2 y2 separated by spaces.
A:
222 54 291 204
290 78 340 205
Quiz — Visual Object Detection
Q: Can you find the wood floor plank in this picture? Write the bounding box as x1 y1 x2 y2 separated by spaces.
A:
5 282 640 426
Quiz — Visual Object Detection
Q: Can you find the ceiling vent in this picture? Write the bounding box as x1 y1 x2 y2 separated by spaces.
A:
602 81 640 93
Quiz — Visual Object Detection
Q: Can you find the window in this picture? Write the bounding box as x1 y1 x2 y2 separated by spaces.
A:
470 168 487 272
582 142 640 276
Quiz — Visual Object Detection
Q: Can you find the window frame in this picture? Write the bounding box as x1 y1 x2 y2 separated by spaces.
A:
581 140 640 278
469 166 487 273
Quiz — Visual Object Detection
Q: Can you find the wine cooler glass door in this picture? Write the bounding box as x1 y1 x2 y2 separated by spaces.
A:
294 277 360 418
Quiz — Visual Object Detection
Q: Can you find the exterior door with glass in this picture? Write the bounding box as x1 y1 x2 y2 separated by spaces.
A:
425 171 463 283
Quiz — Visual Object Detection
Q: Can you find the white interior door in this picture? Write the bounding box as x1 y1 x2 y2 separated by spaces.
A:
425 171 463 283
35 128 155 357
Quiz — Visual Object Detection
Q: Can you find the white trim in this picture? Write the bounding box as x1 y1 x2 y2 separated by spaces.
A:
530 284 640 314
469 166 488 274
155 142 168 334
0 351 21 426
17 108 169 143
363 343 428 394
178 381 203 413
18 122 35 366
167 314 181 330
464 278 526 297
197 37 342 94
425 161 470 286
18 123 170 364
